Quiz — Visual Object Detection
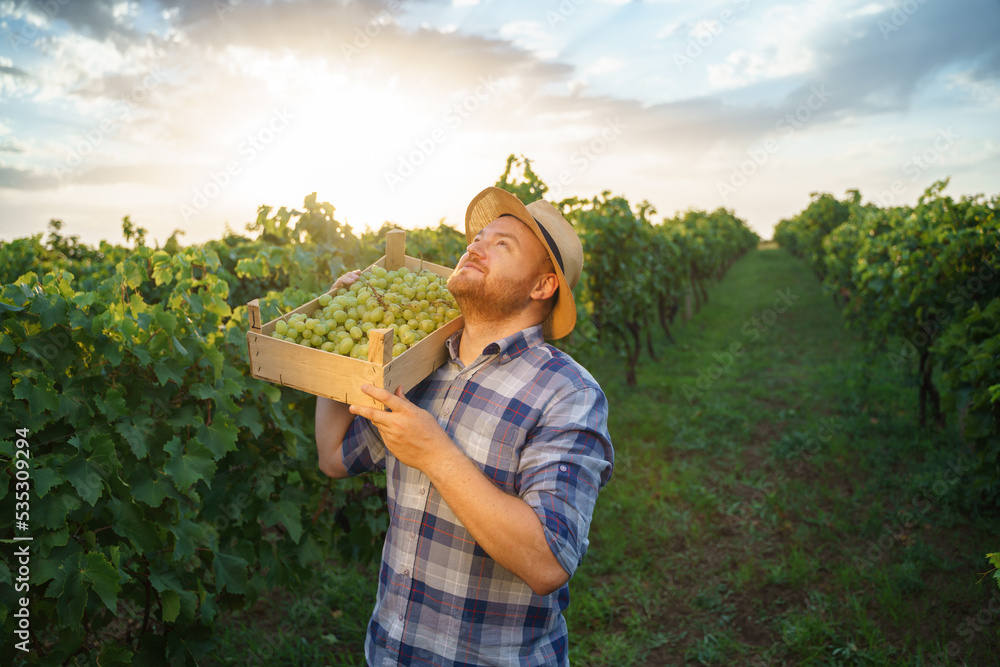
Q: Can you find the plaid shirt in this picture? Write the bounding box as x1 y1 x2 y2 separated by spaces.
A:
341 324 613 666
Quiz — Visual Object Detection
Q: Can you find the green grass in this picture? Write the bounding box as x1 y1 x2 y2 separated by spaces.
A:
210 247 999 665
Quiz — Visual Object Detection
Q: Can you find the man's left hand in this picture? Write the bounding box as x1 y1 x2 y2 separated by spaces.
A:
349 384 454 473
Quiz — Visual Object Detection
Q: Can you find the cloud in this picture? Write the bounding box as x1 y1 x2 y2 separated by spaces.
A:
0 165 59 190
796 0 1000 115
17 0 142 41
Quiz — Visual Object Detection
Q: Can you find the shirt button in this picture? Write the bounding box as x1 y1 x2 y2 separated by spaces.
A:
559 465 568 472
419 487 426 495
442 408 451 417
398 613 404 621
403 569 409 577
410 532 416 539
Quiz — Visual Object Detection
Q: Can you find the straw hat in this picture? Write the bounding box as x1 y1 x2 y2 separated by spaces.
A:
464 186 583 340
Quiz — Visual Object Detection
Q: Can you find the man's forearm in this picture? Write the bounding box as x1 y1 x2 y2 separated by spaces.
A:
315 397 355 478
424 445 570 596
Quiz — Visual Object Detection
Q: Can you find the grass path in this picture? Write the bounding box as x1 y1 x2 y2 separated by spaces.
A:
211 247 998 666
570 246 998 665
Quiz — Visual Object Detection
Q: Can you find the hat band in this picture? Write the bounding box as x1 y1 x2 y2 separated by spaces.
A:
532 216 564 273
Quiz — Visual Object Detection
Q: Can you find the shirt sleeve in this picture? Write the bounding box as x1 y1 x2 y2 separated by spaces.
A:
341 415 388 476
516 382 614 578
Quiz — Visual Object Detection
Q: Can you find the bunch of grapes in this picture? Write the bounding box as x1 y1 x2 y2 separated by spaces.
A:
269 266 461 360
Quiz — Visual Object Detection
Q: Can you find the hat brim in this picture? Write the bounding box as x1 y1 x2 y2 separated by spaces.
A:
464 187 577 340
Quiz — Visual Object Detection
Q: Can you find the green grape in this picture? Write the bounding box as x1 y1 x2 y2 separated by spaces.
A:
271 332 284 340
419 319 436 334
321 341 336 352
319 294 333 307
313 323 328 336
350 326 363 341
392 343 407 357
337 338 355 355
275 320 289 335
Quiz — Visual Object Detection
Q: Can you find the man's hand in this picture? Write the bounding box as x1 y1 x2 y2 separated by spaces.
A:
330 269 362 292
349 384 454 474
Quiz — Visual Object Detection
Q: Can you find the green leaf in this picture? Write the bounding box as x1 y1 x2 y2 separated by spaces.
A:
122 259 146 289
72 291 97 308
116 416 156 460
0 330 15 354
96 387 128 422
29 292 68 329
81 552 121 612
33 467 62 498
111 498 162 553
153 358 185 386
163 436 217 491
213 551 248 594
235 405 264 438
170 519 205 560
260 500 304 543
172 335 188 356
130 469 173 508
0 301 24 313
63 453 108 506
52 553 86 627
198 416 238 459
160 589 181 623
98 643 134 666
12 372 60 416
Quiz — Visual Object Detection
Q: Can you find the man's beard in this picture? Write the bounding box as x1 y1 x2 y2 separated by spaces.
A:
447 264 536 324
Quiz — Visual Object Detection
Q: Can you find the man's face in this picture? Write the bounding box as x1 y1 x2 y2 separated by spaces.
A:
447 215 553 322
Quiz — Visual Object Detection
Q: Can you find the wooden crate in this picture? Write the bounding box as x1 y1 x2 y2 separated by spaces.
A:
246 230 463 409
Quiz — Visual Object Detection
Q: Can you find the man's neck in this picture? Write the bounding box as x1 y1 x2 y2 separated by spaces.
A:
457 316 538 366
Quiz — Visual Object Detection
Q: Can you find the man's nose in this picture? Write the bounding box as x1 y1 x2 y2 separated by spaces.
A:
466 239 485 258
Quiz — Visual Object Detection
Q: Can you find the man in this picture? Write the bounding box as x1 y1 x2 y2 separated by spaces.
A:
314 186 614 665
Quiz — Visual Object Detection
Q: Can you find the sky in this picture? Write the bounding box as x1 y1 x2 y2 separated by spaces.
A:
0 0 998 247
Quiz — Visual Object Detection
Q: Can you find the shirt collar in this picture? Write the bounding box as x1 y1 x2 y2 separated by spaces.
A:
445 324 544 366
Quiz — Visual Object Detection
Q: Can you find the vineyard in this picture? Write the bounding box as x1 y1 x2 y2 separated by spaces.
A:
774 182 1000 496
1 155 758 664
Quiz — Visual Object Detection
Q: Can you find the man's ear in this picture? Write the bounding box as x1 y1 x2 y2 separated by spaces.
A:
530 273 559 302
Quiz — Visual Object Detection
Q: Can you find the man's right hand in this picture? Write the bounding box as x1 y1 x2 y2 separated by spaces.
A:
330 269 362 293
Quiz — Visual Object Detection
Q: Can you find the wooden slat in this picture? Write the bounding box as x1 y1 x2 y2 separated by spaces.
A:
386 230 406 270
367 328 394 366
248 299 262 332
246 331 387 409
